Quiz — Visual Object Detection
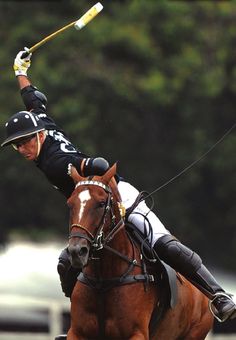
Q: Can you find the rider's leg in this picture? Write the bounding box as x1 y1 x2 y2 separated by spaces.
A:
118 181 236 322
154 235 236 322
117 181 170 244
57 247 79 298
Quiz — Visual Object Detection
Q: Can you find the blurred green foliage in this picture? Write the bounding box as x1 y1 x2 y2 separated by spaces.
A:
0 0 235 271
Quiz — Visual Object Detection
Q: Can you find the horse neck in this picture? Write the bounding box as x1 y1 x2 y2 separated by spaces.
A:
86 194 138 278
86 227 136 279
82 178 140 277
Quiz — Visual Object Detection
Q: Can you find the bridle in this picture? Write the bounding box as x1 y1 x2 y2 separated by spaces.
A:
69 180 125 251
68 179 155 292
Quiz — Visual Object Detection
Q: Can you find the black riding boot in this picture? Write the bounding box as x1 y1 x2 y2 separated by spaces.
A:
57 247 79 298
154 234 236 322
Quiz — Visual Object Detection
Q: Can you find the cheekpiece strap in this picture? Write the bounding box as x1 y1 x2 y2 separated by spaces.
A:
75 180 111 193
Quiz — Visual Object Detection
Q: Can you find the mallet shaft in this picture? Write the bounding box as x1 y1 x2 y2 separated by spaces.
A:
28 21 76 53
27 2 103 54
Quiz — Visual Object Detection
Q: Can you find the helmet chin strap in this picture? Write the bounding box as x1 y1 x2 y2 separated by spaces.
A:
36 130 47 158
36 132 41 158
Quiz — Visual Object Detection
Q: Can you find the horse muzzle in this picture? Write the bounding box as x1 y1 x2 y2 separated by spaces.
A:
68 240 90 268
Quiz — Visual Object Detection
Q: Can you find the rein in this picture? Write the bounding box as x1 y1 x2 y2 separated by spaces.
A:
69 220 125 250
144 121 236 200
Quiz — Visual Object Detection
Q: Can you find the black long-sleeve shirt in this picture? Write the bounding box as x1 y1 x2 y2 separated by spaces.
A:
21 85 88 198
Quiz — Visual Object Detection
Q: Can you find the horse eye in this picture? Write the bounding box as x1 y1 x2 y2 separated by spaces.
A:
98 201 106 208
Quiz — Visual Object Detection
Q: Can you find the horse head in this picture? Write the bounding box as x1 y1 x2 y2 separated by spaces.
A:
67 163 123 268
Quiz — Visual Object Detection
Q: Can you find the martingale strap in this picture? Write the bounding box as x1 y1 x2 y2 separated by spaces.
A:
75 180 111 193
77 272 155 292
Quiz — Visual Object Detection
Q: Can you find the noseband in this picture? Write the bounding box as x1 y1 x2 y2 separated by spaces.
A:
69 180 124 250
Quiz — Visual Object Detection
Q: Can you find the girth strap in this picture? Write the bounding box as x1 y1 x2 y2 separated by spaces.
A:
77 272 155 292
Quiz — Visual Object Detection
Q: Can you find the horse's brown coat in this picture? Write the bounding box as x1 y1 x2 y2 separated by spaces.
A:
67 165 213 339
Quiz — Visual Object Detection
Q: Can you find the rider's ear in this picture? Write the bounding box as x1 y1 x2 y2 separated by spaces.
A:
102 163 117 184
68 163 83 183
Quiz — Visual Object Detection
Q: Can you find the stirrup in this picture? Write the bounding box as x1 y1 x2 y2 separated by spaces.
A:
209 292 234 323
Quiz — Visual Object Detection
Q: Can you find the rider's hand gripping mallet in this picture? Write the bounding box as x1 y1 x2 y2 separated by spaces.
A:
21 2 103 58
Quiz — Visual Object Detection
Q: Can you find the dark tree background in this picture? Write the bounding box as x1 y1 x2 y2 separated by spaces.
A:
0 0 235 271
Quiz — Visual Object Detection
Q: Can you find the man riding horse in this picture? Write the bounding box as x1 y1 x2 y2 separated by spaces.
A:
2 49 236 323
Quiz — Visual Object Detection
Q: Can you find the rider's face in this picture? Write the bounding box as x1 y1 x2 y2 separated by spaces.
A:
12 132 44 160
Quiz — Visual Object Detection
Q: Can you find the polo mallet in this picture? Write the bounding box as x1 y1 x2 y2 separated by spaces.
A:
21 2 103 58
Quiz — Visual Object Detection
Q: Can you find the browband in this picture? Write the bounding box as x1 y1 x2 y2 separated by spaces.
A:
75 180 111 193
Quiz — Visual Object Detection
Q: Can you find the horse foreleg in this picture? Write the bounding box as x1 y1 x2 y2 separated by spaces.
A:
128 331 148 340
67 326 148 340
67 328 85 340
67 329 76 340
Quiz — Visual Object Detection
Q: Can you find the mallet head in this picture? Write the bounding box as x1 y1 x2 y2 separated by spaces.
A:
74 2 103 30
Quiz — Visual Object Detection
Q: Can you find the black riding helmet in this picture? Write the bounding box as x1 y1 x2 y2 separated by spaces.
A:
1 111 45 147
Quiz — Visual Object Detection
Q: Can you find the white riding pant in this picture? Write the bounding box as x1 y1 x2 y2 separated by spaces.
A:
117 181 170 246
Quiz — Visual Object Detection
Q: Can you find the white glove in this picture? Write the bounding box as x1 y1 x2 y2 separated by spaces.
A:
13 47 32 76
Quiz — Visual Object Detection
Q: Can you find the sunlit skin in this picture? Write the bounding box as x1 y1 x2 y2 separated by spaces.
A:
13 131 46 161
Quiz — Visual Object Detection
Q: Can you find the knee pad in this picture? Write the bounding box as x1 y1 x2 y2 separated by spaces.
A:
154 234 202 273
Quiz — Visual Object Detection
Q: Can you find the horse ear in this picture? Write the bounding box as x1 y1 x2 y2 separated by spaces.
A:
68 163 83 183
102 163 117 184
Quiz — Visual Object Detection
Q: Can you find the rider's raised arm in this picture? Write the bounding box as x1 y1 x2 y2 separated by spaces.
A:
13 49 59 131
17 75 31 90
13 49 46 113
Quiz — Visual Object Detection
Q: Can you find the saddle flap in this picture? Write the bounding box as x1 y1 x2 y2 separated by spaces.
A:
160 261 178 309
126 223 178 308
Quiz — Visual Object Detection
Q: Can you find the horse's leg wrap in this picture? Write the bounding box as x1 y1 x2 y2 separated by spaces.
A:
57 248 79 298
154 235 223 298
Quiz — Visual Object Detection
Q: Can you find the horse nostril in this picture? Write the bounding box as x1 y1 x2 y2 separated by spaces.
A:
79 246 88 257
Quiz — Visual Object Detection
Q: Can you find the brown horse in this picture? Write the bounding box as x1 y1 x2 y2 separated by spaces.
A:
66 164 213 340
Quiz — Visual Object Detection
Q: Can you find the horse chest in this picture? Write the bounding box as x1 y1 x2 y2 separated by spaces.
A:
71 283 153 339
